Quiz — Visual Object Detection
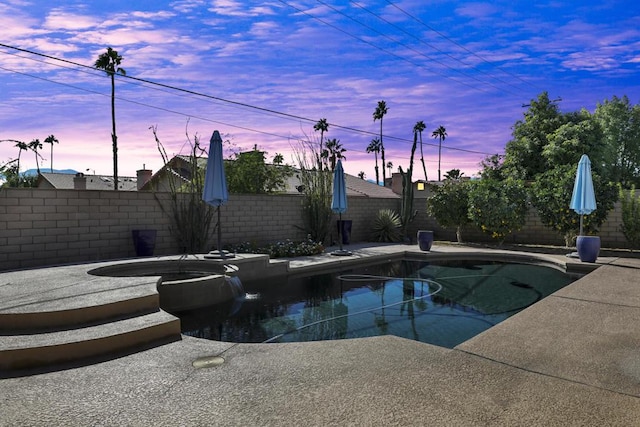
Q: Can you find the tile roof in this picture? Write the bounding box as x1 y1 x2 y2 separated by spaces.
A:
37 173 138 191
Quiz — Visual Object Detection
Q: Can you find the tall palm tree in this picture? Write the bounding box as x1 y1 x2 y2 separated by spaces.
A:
322 138 346 171
386 161 393 177
14 140 28 174
414 121 427 181
366 137 381 185
95 47 126 190
432 125 447 181
313 118 329 169
373 100 388 185
358 171 366 180
28 138 43 174
44 134 59 172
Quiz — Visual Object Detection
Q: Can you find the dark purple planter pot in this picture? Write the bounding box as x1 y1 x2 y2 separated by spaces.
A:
417 230 434 252
132 229 157 257
576 235 600 263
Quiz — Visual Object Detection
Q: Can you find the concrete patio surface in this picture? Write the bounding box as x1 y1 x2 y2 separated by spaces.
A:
1 243 639 426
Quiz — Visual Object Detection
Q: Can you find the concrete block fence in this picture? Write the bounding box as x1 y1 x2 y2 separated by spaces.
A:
0 187 631 271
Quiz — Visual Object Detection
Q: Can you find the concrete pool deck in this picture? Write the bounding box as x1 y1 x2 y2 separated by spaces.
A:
1 243 639 425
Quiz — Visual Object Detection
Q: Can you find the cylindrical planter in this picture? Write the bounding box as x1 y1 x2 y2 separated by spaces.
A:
576 235 600 263
417 230 434 252
337 220 352 245
132 229 157 257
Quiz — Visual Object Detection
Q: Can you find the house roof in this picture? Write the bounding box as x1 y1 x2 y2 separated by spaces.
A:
141 155 399 198
37 173 138 191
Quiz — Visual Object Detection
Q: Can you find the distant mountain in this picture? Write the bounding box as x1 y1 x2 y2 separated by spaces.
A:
22 169 78 176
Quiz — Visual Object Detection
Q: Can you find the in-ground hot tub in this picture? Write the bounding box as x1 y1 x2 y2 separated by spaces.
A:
88 258 240 312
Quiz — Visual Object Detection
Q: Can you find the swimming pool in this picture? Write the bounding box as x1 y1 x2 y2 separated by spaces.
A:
178 258 575 348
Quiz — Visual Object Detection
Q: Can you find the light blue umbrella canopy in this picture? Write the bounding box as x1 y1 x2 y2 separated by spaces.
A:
331 160 347 214
202 130 228 255
570 154 596 235
202 130 228 207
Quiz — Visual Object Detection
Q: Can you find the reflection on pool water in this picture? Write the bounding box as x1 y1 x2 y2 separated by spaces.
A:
177 258 575 348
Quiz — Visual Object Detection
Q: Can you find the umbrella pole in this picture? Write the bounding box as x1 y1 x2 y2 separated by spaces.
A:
579 214 584 236
217 206 223 257
338 213 344 251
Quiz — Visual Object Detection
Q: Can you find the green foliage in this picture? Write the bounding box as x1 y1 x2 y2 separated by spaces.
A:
426 181 471 242
371 209 402 242
468 178 528 242
0 161 38 188
294 140 333 243
619 185 640 250
225 148 294 194
152 127 215 253
594 96 640 188
530 164 618 245
227 235 324 258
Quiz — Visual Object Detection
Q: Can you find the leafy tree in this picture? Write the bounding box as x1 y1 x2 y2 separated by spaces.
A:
226 146 294 194
479 154 506 181
431 125 447 181
541 110 604 173
503 92 564 180
95 47 126 190
373 100 388 185
468 177 528 243
413 120 427 180
366 138 381 185
594 95 640 188
443 169 464 181
44 135 59 172
619 184 640 250
426 180 471 242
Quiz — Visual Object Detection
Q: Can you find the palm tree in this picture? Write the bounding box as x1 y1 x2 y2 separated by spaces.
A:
313 118 329 169
358 171 366 180
366 138 381 185
28 138 43 174
414 121 427 181
373 100 388 185
386 161 393 177
14 140 28 174
432 125 447 181
444 168 464 181
322 138 346 171
44 134 59 172
95 47 126 190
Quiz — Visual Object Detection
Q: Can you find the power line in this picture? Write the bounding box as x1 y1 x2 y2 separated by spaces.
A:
383 0 541 91
0 43 496 158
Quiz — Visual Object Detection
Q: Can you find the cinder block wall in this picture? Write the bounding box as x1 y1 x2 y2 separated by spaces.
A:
0 187 630 271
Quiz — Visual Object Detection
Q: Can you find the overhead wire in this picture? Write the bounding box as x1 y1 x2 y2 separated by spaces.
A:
0 44 496 158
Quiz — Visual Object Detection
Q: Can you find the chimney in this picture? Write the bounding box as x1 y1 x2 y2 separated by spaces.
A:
73 172 86 190
391 172 403 195
137 165 153 190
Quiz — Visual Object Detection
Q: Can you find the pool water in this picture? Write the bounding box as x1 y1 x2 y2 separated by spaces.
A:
178 258 575 348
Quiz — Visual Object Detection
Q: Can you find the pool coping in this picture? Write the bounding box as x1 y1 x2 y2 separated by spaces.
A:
1 243 639 425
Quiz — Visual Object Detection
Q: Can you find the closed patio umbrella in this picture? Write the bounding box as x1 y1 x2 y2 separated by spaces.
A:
570 154 597 236
331 160 351 256
202 130 233 258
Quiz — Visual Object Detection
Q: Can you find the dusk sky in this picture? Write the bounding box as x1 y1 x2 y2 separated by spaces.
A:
1 0 639 182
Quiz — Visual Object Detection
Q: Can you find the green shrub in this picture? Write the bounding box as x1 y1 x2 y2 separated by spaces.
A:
426 181 471 243
468 178 527 243
227 235 324 258
371 209 402 242
619 184 640 250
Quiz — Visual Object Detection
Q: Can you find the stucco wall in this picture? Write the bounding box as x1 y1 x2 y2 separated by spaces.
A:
0 187 629 271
